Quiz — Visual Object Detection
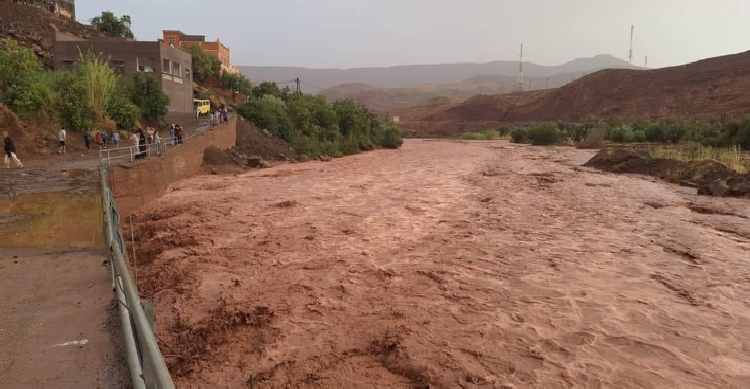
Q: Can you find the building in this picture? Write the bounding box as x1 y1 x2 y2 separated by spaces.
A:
57 0 75 19
162 30 238 74
53 33 194 115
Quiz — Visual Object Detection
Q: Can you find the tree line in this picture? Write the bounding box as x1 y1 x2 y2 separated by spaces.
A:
235 82 403 157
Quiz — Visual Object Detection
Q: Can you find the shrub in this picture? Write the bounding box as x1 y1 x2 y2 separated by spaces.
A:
0 39 50 118
577 128 605 148
645 122 665 142
128 73 170 121
663 119 687 144
381 123 404 149
609 125 636 143
527 123 564 145
106 88 140 130
341 135 361 155
633 130 647 143
496 126 512 137
510 128 527 143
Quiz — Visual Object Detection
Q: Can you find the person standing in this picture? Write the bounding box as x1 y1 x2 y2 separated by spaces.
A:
84 130 92 151
3 131 24 169
57 127 67 155
101 131 108 148
95 130 104 149
169 124 176 145
154 130 162 156
138 128 148 158
112 131 120 148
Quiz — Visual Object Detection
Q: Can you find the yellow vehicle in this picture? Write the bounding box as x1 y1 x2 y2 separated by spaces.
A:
193 99 211 115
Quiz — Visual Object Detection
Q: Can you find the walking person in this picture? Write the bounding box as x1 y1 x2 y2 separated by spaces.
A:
57 127 67 155
112 130 120 148
222 106 229 123
84 130 92 151
95 130 104 149
101 131 108 148
3 131 24 169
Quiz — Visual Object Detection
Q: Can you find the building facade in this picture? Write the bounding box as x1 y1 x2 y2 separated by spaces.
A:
162 30 238 74
53 35 194 115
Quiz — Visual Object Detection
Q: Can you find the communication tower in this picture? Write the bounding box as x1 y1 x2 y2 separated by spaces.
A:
628 25 634 69
516 43 524 92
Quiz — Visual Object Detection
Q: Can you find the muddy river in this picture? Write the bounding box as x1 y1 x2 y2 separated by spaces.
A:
133 140 750 387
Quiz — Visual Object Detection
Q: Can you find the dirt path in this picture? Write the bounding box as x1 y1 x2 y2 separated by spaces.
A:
134 140 750 388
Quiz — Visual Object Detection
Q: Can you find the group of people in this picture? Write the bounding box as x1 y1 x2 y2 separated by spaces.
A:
209 105 230 127
83 130 121 151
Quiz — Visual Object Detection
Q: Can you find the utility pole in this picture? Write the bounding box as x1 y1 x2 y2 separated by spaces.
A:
645 55 648 69
516 43 524 93
628 25 634 69
295 77 301 94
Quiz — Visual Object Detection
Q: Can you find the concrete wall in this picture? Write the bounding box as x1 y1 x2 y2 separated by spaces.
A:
53 39 194 114
108 119 237 215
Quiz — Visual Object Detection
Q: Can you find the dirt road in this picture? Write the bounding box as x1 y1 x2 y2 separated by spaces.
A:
134 140 750 387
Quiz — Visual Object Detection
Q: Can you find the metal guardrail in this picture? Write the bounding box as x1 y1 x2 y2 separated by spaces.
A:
101 167 175 389
99 118 232 166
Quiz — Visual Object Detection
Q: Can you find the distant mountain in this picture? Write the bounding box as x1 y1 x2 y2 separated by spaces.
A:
239 54 634 94
319 72 591 112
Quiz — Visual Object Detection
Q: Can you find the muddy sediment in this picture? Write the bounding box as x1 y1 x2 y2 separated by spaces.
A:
133 140 750 387
585 147 750 198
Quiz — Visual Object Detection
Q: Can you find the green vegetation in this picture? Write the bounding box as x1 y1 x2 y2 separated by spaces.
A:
502 117 750 151
127 73 170 121
0 39 49 118
237 83 403 157
650 145 749 174
184 45 221 81
90 11 135 39
459 128 510 140
0 41 169 131
219 72 254 101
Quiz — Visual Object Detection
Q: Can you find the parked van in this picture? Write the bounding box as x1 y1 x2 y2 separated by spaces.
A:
193 99 211 115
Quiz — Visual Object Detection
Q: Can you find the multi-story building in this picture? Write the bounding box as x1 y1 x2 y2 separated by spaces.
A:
53 32 195 115
162 30 238 74
57 0 75 19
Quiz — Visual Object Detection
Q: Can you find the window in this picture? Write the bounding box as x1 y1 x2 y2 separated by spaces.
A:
113 59 125 74
62 60 75 71
168 37 175 47
172 61 181 77
162 59 171 74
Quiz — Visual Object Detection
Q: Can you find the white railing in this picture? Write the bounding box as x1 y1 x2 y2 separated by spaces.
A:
99 118 229 166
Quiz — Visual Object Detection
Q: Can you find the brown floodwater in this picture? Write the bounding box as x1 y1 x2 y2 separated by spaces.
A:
133 140 750 388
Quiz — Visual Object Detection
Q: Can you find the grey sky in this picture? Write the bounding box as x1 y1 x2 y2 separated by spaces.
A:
77 0 749 69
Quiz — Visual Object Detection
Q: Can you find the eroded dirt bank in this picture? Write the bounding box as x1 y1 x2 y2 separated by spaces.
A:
133 140 750 387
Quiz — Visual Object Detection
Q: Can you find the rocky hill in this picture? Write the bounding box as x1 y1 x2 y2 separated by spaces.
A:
0 2 108 68
397 50 750 137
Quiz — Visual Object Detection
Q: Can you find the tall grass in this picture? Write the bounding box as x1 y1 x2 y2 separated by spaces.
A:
650 145 749 174
77 52 118 124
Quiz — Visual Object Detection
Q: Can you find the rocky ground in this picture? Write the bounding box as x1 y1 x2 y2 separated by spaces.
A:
132 140 750 387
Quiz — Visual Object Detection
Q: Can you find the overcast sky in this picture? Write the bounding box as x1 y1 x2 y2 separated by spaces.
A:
77 0 749 69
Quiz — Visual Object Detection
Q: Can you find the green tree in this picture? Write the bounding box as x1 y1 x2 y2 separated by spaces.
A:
49 71 94 132
253 81 281 99
184 45 220 80
90 12 135 39
128 73 170 120
106 83 140 129
0 39 49 118
237 95 293 141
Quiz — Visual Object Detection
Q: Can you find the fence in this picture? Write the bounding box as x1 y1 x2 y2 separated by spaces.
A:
99 119 224 167
101 166 175 389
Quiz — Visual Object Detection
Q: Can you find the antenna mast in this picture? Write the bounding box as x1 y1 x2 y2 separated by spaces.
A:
645 55 648 69
516 43 524 92
628 25 634 69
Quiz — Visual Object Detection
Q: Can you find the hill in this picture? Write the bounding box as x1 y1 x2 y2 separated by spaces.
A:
239 54 633 94
0 2 109 68
397 50 750 138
